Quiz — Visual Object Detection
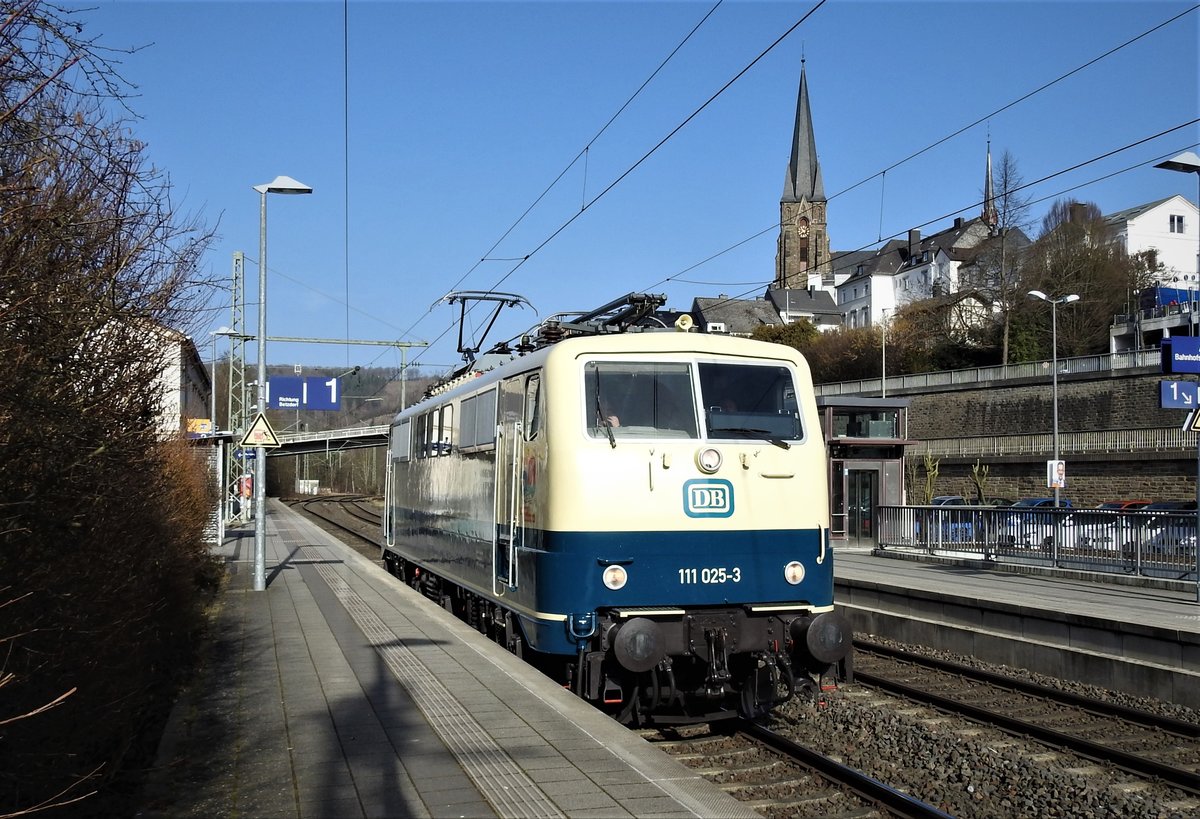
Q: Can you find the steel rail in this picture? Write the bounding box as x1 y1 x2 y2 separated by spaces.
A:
740 721 955 819
854 640 1200 738
853 662 1200 795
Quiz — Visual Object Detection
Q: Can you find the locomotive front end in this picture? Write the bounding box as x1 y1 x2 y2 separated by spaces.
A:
542 334 851 722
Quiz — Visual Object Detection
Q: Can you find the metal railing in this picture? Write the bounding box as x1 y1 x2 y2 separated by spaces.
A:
278 424 389 445
816 348 1161 397
876 505 1197 583
913 427 1194 459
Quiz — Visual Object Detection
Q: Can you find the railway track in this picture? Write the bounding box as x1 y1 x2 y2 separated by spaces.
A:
852 640 1200 798
286 494 382 558
644 720 952 819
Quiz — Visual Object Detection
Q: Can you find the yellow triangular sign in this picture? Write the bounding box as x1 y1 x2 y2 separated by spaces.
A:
240 413 281 449
1190 409 1200 434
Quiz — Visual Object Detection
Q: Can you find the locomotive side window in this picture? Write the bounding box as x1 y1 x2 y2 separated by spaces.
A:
524 374 542 441
474 388 497 447
699 362 803 441
413 413 428 459
460 395 478 448
392 418 411 462
583 361 698 439
457 387 498 452
438 405 454 455
423 410 439 458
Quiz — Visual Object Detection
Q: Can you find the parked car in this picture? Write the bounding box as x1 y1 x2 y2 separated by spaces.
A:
1070 508 1138 553
920 496 976 540
984 497 1014 507
1143 501 1198 558
1096 500 1152 510
998 498 1073 548
1011 497 1073 513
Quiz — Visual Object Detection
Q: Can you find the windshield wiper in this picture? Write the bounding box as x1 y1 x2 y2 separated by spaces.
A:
593 377 616 449
712 428 791 450
600 417 616 448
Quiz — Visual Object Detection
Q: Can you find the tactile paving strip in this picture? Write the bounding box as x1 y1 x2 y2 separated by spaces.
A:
307 548 564 819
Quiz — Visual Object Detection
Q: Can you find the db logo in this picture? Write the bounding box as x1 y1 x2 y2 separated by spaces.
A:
683 479 734 518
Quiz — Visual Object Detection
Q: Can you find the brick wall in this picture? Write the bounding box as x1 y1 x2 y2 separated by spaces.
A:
897 368 1197 506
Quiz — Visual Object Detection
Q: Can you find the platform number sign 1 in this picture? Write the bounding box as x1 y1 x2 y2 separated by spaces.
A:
266 376 341 411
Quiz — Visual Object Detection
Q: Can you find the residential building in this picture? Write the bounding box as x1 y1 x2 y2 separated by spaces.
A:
690 296 782 336
155 326 211 437
764 287 842 331
1104 194 1199 285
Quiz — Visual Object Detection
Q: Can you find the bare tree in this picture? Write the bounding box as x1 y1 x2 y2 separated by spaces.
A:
986 150 1035 364
1 3 219 814
1017 198 1153 358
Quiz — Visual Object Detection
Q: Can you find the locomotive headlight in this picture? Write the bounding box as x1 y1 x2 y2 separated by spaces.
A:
602 565 628 590
696 447 722 473
783 560 806 585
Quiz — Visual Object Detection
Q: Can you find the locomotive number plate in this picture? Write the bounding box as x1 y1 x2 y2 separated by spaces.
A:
678 567 742 584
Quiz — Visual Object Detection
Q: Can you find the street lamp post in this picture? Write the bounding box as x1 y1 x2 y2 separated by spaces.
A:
252 176 313 592
880 307 890 398
1028 290 1080 510
1154 150 1200 602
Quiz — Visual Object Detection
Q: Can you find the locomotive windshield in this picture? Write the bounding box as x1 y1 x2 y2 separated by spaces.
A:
584 362 699 439
698 362 802 442
582 360 802 442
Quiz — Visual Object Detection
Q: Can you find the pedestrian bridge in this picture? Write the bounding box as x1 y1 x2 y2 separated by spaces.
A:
272 424 389 456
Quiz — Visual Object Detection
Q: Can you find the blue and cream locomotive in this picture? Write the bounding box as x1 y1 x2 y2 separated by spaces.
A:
382 307 849 722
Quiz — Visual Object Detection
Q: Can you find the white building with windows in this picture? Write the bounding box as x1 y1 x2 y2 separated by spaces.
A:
155 325 211 437
1104 194 1199 282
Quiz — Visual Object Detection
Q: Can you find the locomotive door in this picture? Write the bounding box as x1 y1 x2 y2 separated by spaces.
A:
494 377 525 591
383 450 394 548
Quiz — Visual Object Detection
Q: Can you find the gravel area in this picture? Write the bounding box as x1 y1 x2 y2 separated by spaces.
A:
858 633 1200 727
769 635 1200 818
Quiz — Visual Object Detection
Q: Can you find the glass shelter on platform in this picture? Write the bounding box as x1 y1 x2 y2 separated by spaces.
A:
817 396 911 547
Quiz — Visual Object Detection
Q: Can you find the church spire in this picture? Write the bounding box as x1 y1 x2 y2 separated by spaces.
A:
983 138 998 230
782 59 824 204
775 58 831 292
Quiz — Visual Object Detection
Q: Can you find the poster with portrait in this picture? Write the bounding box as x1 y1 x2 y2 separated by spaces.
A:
1047 460 1066 489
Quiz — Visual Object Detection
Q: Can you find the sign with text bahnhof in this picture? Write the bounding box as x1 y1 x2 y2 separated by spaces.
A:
1162 337 1200 374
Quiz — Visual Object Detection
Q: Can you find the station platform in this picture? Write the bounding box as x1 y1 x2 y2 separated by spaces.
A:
138 500 758 819
832 546 1200 709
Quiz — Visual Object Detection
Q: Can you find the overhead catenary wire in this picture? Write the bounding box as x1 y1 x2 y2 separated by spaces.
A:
439 0 1193 361
662 127 1200 315
287 2 1197 388
827 3 1200 207
416 1 728 324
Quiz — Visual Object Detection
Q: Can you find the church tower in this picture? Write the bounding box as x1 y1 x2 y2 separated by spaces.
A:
775 60 831 291
982 139 999 233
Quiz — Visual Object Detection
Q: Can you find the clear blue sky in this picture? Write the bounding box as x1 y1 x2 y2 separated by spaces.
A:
79 0 1199 375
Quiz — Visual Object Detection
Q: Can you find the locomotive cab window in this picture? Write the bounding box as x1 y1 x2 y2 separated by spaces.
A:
584 361 698 439
699 362 802 441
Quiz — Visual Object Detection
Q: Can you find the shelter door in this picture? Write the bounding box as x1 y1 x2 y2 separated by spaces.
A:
845 467 879 549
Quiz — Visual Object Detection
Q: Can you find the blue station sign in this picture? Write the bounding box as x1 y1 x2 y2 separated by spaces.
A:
267 376 341 411
1161 337 1200 374
1160 380 1200 409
